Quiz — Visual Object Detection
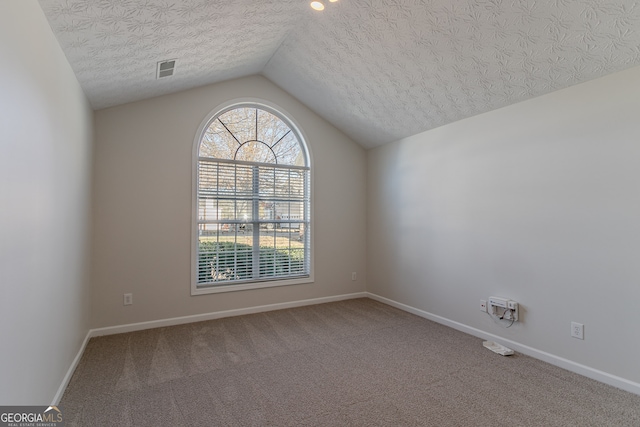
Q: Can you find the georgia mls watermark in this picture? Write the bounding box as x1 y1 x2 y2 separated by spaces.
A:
0 406 63 427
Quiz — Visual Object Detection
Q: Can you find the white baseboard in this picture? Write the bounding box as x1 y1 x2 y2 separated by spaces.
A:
52 330 92 405
366 292 640 396
89 292 368 337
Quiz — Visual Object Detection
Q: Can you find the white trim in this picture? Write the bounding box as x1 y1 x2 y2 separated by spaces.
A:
51 330 92 405
366 292 640 396
191 276 314 295
90 292 366 337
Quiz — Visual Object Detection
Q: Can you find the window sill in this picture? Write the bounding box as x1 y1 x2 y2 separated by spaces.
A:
191 275 313 295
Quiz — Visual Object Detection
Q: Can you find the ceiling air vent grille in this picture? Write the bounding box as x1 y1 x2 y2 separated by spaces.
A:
156 60 176 78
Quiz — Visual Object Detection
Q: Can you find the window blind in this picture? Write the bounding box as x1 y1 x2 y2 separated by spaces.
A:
197 158 310 287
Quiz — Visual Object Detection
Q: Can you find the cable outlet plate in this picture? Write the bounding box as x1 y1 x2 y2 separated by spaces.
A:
488 296 519 322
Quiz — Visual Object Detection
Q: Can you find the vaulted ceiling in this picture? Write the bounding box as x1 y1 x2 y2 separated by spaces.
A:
39 0 640 148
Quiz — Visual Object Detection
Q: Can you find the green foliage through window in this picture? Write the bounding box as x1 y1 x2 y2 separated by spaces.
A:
198 241 305 284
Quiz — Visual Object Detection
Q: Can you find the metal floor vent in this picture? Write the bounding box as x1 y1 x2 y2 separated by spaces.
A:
156 60 176 78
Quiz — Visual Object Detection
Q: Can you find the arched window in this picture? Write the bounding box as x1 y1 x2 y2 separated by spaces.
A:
192 103 311 294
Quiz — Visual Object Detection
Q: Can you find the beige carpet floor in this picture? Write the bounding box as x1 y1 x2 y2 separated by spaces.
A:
61 298 640 426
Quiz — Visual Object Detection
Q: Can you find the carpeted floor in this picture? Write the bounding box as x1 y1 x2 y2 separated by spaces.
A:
61 298 640 426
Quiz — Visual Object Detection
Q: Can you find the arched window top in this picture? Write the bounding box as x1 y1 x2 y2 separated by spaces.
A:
199 105 306 167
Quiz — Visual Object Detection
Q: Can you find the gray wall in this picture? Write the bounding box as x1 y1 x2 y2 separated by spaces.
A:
91 75 367 328
367 65 640 384
0 2 93 404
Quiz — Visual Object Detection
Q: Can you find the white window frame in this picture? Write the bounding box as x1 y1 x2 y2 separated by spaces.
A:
191 99 314 295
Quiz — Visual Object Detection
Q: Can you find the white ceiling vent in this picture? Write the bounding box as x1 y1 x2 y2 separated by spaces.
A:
156 60 176 78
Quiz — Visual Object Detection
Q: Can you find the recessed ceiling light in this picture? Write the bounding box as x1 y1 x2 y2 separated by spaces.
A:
329 0 338 2
310 1 324 11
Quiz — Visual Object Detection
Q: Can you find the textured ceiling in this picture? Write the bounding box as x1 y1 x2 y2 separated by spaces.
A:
37 0 309 110
39 0 640 148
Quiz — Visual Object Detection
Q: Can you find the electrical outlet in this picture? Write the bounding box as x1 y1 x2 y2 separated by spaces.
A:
124 293 133 306
480 300 487 312
571 322 584 340
351 272 356 281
